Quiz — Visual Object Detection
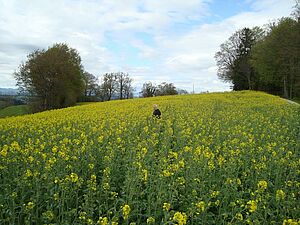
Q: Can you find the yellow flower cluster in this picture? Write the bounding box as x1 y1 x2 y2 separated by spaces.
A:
122 204 131 220
163 202 171 211
276 189 286 201
173 212 188 225
195 201 205 213
282 219 300 225
146 216 155 224
0 91 299 224
257 180 268 191
247 200 257 213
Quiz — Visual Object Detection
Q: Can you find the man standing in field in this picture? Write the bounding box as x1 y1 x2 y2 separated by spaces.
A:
153 104 161 119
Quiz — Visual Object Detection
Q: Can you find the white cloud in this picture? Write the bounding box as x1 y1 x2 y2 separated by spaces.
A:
145 0 295 92
250 0 293 11
143 0 211 21
0 0 296 92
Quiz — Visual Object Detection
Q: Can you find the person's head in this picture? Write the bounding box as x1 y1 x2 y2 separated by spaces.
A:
153 104 158 110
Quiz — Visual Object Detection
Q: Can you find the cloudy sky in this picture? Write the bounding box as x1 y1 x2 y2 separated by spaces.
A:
0 0 295 93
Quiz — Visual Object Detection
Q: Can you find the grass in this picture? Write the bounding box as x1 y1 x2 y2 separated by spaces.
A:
0 102 94 118
0 105 30 118
0 100 9 110
76 102 95 106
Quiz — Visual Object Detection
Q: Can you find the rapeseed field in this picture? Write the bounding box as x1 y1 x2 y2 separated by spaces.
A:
0 91 299 224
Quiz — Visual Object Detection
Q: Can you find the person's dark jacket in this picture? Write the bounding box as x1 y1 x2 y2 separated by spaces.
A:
153 109 161 118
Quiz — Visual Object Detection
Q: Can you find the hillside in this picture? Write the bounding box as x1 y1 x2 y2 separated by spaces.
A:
0 91 299 224
0 105 30 118
0 102 93 118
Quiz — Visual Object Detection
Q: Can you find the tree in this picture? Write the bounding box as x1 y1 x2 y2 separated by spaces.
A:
140 82 157 97
97 72 134 101
115 72 134 99
123 80 135 99
251 18 300 98
14 43 84 111
99 73 118 101
156 82 178 96
292 0 300 97
140 82 179 97
177 88 189 95
215 27 264 90
83 72 98 97
292 0 300 21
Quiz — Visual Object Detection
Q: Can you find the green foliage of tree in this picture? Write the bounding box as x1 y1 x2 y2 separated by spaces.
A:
98 73 118 101
140 82 179 97
14 43 85 111
251 17 300 98
215 27 264 90
292 0 300 21
156 82 178 96
116 72 134 100
177 88 189 95
97 72 134 101
140 82 156 97
216 0 300 99
83 72 98 98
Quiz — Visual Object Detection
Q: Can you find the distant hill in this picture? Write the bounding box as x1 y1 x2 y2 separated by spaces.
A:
0 88 18 95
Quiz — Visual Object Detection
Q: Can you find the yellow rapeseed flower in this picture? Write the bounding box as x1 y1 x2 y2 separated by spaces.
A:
122 204 131 220
91 174 97 181
147 217 155 224
257 180 268 191
142 169 148 182
70 172 78 183
0 145 8 157
173 212 187 225
176 177 185 186
163 203 171 211
88 163 95 170
97 216 108 225
110 192 118 198
210 190 220 198
0 91 299 224
162 170 172 177
276 189 285 201
247 200 257 213
195 201 205 213
79 211 87 220
102 182 110 190
25 169 32 178
42 210 54 221
26 201 35 210
282 219 299 225
235 213 243 221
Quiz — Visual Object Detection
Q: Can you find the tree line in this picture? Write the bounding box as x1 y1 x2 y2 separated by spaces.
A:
82 73 185 101
14 43 139 111
140 82 188 97
81 71 134 102
14 44 187 112
215 1 300 99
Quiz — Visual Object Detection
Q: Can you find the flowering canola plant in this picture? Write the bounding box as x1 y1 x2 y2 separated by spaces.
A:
0 91 299 224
